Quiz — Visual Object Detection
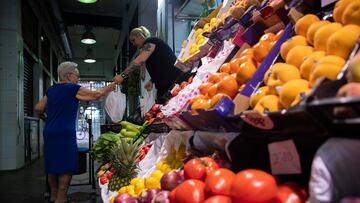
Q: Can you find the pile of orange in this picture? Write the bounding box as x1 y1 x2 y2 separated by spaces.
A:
190 30 282 114
249 7 360 114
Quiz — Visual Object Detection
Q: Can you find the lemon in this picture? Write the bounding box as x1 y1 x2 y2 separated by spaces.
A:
210 18 217 26
135 181 145 195
126 185 135 193
118 186 127 194
195 29 203 37
145 177 160 188
130 177 142 186
151 170 164 180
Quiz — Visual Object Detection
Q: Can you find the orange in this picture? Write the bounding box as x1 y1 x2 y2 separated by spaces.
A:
259 32 276 43
254 95 283 113
294 14 320 37
327 24 360 59
299 51 326 79
317 55 346 67
229 55 255 74
250 86 269 108
333 0 358 23
253 41 272 62
279 79 309 108
309 64 343 87
286 45 313 69
313 23 343 51
190 94 208 105
280 35 308 60
239 48 255 58
306 20 330 45
198 82 214 95
236 61 257 85
267 63 301 95
207 83 219 98
263 68 273 86
342 1 360 26
291 89 311 107
191 98 211 114
217 75 239 99
220 63 231 73
210 93 231 107
208 72 228 83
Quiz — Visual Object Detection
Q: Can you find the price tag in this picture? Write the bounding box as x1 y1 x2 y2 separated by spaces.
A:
241 111 274 130
268 140 302 175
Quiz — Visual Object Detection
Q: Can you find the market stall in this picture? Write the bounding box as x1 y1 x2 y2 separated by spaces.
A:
93 0 360 202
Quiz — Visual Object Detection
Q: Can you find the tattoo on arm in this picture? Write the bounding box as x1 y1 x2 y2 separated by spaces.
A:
123 62 142 76
142 43 151 52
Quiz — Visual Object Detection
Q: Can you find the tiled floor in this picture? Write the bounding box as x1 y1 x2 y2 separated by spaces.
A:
0 157 102 203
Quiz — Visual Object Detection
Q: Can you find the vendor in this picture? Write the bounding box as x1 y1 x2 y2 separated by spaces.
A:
114 26 190 104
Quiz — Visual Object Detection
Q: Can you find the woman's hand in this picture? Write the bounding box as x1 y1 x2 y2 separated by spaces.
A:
113 75 124 84
144 80 153 90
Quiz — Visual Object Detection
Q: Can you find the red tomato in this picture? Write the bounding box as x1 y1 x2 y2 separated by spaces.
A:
169 188 177 203
205 168 235 196
181 81 188 89
230 169 278 203
204 195 232 203
184 157 219 180
174 179 206 203
100 176 108 185
271 185 304 203
188 76 193 83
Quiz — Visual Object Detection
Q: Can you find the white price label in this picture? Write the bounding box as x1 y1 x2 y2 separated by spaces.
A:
241 111 274 130
268 140 302 175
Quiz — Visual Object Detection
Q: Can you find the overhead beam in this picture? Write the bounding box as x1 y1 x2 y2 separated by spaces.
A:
63 12 122 29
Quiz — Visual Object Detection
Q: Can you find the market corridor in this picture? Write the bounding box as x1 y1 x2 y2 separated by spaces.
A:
0 158 101 203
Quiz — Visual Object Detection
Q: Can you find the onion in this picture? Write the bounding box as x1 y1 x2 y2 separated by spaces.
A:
138 188 161 203
114 193 138 203
151 191 170 203
160 171 184 191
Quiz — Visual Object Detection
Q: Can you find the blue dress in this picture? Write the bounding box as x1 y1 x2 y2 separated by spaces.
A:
43 83 81 174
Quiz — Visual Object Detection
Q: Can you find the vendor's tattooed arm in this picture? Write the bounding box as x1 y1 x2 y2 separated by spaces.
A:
121 42 155 78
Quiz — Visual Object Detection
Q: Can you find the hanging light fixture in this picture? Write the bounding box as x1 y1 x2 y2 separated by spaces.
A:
81 27 96 44
77 0 97 4
84 47 96 63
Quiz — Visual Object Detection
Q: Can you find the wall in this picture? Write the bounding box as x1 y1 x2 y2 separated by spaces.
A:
0 0 24 170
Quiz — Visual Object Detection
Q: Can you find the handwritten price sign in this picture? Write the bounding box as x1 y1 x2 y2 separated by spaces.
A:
268 140 301 175
241 111 274 130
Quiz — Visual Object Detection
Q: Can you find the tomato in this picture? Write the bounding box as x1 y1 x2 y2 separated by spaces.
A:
204 195 232 203
184 157 219 180
174 179 206 203
188 76 193 83
109 168 116 173
169 188 177 203
271 185 304 203
180 81 188 89
100 176 108 185
205 168 235 196
271 183 307 203
230 169 278 203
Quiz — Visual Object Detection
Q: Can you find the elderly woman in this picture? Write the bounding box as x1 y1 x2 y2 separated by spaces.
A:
35 61 116 203
114 26 189 103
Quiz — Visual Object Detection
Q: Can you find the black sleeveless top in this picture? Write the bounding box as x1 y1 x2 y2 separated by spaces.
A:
144 37 182 92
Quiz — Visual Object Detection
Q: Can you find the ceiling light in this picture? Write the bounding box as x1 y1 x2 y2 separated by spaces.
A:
77 0 97 4
84 47 96 63
81 27 96 44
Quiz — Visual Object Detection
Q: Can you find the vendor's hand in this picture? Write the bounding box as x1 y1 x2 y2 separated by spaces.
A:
113 75 124 84
144 81 153 91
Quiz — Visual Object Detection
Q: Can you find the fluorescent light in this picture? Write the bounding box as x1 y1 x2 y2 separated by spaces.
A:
84 59 96 63
81 38 96 44
78 0 97 4
81 29 96 44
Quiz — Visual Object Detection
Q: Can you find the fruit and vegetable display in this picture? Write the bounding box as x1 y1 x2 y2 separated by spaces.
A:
96 0 360 202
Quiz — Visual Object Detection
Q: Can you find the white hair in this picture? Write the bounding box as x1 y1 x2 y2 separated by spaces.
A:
57 61 78 81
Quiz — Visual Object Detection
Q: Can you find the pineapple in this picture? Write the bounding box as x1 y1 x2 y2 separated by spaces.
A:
108 138 141 191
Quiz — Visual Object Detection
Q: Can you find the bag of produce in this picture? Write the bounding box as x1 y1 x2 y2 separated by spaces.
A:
105 87 126 123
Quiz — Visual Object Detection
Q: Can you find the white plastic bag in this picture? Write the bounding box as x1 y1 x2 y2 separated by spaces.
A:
140 90 156 117
105 89 126 123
